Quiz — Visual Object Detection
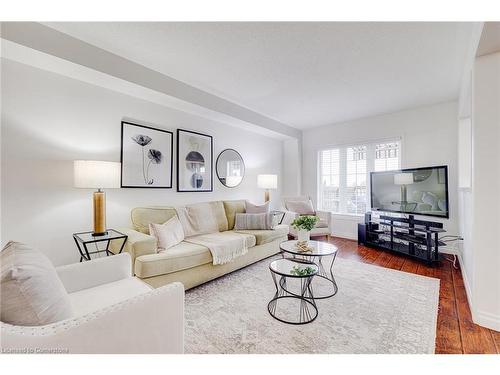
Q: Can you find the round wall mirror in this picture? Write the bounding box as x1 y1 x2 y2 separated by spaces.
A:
216 149 245 188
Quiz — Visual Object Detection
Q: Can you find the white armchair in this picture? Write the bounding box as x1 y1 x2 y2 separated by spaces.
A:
282 196 333 241
1 253 184 354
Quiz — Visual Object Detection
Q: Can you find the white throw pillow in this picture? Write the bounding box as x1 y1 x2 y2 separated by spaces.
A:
286 200 316 215
149 216 185 251
245 200 270 214
1 241 73 326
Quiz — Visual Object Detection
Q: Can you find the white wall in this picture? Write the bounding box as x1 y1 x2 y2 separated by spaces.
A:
1 60 285 266
282 138 301 197
302 101 459 242
468 51 500 330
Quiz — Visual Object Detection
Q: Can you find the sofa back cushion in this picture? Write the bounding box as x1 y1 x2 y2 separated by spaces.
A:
1 241 73 326
131 207 178 234
286 200 316 215
208 201 229 232
132 202 228 234
223 200 246 230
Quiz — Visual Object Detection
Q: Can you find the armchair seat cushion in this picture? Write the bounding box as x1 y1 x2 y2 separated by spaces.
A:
69 277 152 317
234 224 288 245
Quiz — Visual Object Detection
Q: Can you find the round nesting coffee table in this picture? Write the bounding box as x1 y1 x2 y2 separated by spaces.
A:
268 258 319 325
280 240 339 299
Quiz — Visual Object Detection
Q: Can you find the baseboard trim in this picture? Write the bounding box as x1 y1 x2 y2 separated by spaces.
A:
332 232 357 241
474 310 500 331
457 252 476 322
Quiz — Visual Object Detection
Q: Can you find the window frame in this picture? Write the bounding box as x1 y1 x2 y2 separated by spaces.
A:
316 136 403 216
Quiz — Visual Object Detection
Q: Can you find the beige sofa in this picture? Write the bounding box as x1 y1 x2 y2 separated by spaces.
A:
110 200 288 290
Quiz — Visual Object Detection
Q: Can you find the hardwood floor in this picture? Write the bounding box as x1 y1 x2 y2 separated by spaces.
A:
325 236 500 354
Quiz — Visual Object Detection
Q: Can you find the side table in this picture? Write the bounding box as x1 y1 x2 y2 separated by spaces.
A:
73 229 127 262
268 258 319 325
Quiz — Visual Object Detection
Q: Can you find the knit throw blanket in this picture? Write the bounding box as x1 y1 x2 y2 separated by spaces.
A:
175 203 248 265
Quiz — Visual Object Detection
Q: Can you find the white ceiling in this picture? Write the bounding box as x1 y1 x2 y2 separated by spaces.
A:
44 22 476 129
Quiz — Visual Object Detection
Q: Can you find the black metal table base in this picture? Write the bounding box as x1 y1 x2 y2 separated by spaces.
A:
282 253 338 299
268 272 318 325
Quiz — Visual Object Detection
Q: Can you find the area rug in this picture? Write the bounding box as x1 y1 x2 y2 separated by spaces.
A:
184 255 439 354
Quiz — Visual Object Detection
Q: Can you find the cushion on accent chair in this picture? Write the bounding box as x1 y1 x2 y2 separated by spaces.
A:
149 216 185 252
286 200 316 215
245 200 270 214
0 241 73 326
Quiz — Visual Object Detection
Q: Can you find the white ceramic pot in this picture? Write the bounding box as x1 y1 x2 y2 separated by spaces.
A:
297 229 311 242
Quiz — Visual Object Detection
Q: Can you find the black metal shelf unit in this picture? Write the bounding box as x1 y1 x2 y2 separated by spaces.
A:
358 212 445 264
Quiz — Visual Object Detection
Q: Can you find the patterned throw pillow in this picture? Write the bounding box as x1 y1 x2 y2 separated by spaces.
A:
245 200 270 214
234 213 277 230
149 216 185 251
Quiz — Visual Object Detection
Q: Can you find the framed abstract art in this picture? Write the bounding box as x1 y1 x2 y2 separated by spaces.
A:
176 129 213 192
121 121 173 188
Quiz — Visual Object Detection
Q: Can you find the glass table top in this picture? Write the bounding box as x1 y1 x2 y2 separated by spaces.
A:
280 240 338 256
73 229 126 243
269 258 318 278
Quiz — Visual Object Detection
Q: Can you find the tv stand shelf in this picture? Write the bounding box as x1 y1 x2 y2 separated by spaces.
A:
358 213 445 264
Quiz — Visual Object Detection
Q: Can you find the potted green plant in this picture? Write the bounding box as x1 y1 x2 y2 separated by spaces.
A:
291 215 319 242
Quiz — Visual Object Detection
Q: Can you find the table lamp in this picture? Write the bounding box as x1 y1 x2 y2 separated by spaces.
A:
394 172 414 205
74 160 121 236
257 174 278 202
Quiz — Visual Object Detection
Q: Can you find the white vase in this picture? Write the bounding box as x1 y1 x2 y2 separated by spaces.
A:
297 229 311 242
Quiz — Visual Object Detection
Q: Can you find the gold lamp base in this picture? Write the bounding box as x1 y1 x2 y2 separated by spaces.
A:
264 190 270 203
92 190 107 236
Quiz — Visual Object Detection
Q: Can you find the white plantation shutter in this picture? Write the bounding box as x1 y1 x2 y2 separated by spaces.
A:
319 149 340 212
318 140 400 214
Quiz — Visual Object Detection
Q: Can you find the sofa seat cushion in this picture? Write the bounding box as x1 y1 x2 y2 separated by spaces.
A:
234 224 288 245
135 232 257 278
69 277 152 317
134 242 213 278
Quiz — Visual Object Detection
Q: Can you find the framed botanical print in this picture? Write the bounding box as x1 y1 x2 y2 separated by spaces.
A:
121 121 173 188
177 129 213 192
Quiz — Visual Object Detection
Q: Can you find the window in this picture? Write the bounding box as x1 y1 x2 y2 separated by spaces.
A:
318 140 400 214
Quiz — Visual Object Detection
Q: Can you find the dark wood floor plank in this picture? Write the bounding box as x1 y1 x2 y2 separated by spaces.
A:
451 266 497 354
371 250 393 267
384 254 406 270
435 314 463 354
326 236 499 354
400 257 420 273
490 330 500 354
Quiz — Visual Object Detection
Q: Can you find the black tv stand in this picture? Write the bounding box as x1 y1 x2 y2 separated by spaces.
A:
358 212 445 264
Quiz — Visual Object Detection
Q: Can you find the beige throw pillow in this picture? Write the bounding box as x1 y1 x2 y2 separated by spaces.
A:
245 200 270 214
1 241 73 326
286 200 316 215
149 216 185 251
234 213 277 230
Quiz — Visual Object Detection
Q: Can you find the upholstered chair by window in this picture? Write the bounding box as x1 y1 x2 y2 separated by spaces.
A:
281 196 332 241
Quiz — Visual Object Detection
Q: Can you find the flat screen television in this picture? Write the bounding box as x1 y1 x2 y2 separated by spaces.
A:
370 165 449 218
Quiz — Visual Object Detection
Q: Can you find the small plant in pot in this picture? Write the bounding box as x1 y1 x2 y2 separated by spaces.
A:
291 215 319 243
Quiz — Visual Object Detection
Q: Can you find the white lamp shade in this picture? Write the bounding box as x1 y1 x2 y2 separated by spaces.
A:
257 174 278 189
394 172 414 185
74 160 121 189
